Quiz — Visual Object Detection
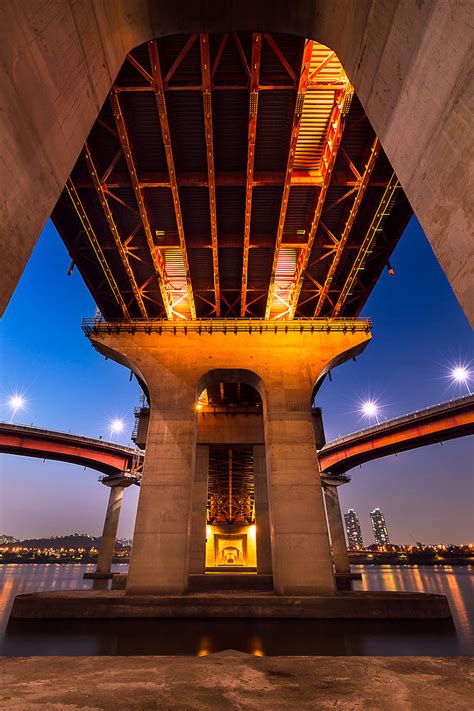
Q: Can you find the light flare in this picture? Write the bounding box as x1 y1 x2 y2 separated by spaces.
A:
108 417 126 440
450 364 472 394
359 399 381 424
7 393 27 423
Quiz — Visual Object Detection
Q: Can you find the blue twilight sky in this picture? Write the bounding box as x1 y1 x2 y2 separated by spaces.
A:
0 217 472 544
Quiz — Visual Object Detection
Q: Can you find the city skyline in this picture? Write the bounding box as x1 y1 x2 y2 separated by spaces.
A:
0 218 472 544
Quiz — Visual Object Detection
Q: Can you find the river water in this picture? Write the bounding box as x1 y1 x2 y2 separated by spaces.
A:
0 564 472 656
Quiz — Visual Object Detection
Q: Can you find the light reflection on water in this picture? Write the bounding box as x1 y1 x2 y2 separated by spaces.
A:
353 564 474 653
0 563 472 656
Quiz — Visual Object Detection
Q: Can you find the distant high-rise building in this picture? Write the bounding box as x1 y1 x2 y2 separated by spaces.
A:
370 508 390 546
344 509 364 549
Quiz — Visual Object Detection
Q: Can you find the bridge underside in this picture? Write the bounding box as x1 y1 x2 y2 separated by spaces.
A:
52 32 412 322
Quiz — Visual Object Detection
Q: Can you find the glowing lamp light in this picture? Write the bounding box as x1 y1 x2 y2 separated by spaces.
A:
8 393 26 422
109 418 126 440
110 418 125 433
9 394 25 411
450 365 471 394
360 400 380 422
452 365 469 382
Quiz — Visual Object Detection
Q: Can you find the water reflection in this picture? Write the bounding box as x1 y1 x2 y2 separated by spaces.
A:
353 564 474 652
0 564 472 656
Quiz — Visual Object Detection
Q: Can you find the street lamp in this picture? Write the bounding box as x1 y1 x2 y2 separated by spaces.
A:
450 365 471 395
8 393 26 423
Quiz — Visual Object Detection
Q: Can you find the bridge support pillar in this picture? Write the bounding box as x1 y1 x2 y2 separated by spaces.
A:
89 322 370 596
189 444 209 574
322 476 351 575
253 444 272 575
126 392 196 595
92 481 125 589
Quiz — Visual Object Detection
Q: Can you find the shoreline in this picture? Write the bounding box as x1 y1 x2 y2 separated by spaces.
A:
1 559 473 567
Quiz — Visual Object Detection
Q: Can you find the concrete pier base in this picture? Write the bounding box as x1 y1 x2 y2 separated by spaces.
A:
10 590 451 620
110 572 362 591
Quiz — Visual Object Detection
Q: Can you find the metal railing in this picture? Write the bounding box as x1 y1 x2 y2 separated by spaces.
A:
0 421 142 456
321 394 474 449
82 316 372 337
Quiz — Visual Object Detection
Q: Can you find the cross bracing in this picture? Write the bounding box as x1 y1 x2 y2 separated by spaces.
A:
52 33 412 320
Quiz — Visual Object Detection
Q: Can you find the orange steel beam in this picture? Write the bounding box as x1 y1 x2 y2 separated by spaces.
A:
264 40 314 319
83 143 148 318
66 179 130 319
232 33 251 79
164 34 198 86
287 96 347 318
115 84 296 92
109 88 174 319
264 34 297 82
148 40 197 319
313 136 381 316
240 33 262 317
308 50 335 82
200 34 221 316
78 170 386 190
211 34 228 78
333 172 400 316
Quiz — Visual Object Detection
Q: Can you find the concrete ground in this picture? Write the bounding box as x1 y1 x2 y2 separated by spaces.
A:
0 654 472 710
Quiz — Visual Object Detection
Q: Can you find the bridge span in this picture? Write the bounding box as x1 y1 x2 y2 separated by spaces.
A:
1 395 472 479
0 423 139 477
2 396 472 585
318 394 474 476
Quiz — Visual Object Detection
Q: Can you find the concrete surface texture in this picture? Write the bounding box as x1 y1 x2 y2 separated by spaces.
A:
1 0 472 322
0 654 472 710
323 484 351 575
90 327 369 596
95 483 124 575
10 590 452 620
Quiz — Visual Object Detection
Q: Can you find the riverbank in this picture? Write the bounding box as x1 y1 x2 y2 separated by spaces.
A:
0 655 472 710
2 555 473 566
350 554 474 566
0 556 127 565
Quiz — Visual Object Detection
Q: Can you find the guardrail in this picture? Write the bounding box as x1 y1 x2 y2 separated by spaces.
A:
0 422 141 456
321 394 474 448
82 316 372 337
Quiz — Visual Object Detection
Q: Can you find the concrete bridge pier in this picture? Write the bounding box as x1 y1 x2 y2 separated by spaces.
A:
253 444 273 575
188 444 209 575
322 474 351 576
89 321 371 596
86 474 134 590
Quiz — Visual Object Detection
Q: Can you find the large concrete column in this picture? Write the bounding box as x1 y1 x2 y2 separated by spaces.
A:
264 385 335 595
323 480 350 575
126 381 197 595
96 483 124 575
253 445 272 575
188 444 209 574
